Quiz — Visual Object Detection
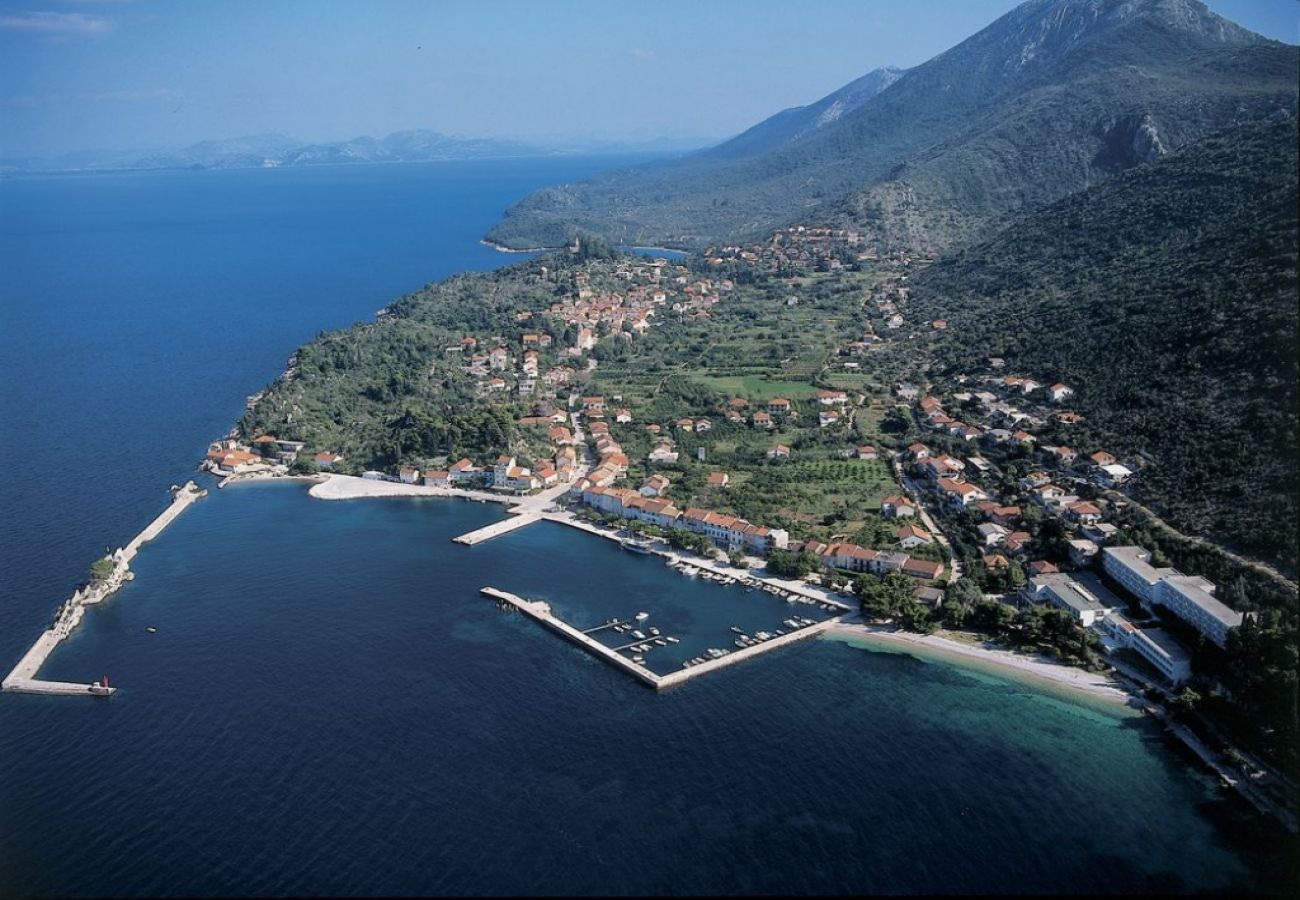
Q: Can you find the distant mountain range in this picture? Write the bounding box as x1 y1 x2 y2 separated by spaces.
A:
0 130 717 175
485 0 1298 252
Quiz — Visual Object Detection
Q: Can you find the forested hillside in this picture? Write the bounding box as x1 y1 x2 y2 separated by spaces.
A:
485 0 1297 253
909 117 1298 572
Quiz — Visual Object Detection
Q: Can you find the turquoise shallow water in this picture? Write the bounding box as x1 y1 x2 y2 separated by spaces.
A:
0 164 1292 895
1 484 1284 895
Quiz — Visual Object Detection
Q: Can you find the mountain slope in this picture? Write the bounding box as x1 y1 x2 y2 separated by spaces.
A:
485 0 1297 251
908 116 1298 570
698 66 904 161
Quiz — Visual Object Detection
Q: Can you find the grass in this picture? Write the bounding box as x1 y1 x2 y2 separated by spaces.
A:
691 374 820 400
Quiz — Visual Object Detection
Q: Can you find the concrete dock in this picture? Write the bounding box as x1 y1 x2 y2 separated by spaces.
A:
454 513 542 545
481 586 838 690
3 481 206 697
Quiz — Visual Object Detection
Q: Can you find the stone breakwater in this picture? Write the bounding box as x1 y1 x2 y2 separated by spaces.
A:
3 481 207 697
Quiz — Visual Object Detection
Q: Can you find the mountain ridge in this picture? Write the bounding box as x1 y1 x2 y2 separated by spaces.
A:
484 0 1298 252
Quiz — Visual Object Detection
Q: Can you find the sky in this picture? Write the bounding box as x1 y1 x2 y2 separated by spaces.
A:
1 0 1296 158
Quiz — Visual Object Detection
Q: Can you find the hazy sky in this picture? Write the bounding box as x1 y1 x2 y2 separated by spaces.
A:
1 0 1295 157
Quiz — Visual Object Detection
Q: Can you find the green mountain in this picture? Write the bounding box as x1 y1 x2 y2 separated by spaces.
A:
908 116 1298 572
485 0 1297 252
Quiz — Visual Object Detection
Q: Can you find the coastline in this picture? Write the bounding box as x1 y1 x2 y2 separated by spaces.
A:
825 622 1136 710
479 238 555 254
303 474 1134 710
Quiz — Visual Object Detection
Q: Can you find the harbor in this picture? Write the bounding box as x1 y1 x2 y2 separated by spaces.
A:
2 481 207 697
482 586 841 689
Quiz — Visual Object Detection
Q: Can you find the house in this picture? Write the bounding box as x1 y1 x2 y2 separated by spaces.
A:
982 554 1011 570
314 452 344 469
1044 445 1078 465
1027 560 1059 576
1065 501 1103 524
767 398 791 415
588 421 611 436
977 522 1010 546
399 467 421 485
1093 463 1134 488
448 458 480 484
752 411 773 429
640 474 671 497
706 472 730 489
1031 484 1068 506
423 470 450 487
548 426 574 445
489 347 509 370
855 445 877 461
647 444 679 464
766 445 791 461
936 477 986 507
1048 383 1074 403
1004 531 1033 554
897 524 935 548
1025 572 1120 627
817 390 848 406
582 396 606 414
677 418 695 432
880 496 916 519
818 410 841 428
901 557 945 581
1068 539 1100 567
1089 450 1117 468
908 443 931 460
615 409 633 424
694 418 713 433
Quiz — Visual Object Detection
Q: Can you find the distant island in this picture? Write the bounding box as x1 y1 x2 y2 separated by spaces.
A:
0 129 716 175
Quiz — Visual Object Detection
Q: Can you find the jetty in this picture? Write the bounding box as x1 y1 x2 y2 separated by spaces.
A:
481 587 839 689
3 481 207 697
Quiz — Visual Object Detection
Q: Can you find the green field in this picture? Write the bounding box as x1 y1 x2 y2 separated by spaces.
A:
690 375 820 400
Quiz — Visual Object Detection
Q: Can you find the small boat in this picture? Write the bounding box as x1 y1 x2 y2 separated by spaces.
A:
654 639 667 647
632 655 645 664
734 639 746 648
776 630 786 636
666 636 680 644
632 630 646 640
146 626 157 634
649 627 661 636
635 612 650 621
621 538 653 555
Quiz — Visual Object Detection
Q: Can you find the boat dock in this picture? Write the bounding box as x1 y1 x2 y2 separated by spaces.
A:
2 481 206 698
481 586 839 689
454 513 542 545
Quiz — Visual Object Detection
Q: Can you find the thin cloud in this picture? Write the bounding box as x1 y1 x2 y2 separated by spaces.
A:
0 11 116 36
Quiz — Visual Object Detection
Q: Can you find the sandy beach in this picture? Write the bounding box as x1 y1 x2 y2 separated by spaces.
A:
826 622 1136 709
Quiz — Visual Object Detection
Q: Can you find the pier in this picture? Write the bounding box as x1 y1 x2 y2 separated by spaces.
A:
453 513 542 545
481 587 839 689
3 481 207 698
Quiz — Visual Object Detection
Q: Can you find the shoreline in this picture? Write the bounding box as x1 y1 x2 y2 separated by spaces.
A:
301 474 1135 711
825 622 1136 710
479 238 555 254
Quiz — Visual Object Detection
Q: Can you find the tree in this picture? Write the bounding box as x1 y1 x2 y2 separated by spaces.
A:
89 557 116 586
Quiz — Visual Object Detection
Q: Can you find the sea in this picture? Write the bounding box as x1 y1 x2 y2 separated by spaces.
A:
0 160 1291 896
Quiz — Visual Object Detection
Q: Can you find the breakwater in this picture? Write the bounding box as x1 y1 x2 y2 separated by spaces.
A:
482 586 839 689
3 481 207 697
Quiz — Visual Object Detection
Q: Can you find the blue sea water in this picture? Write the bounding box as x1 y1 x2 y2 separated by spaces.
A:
0 163 1290 895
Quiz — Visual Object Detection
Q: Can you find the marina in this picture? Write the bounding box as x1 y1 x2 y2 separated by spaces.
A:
481 586 840 689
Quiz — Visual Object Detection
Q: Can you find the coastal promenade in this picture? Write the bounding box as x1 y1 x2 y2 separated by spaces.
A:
308 473 585 545
481 587 838 689
3 481 207 697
